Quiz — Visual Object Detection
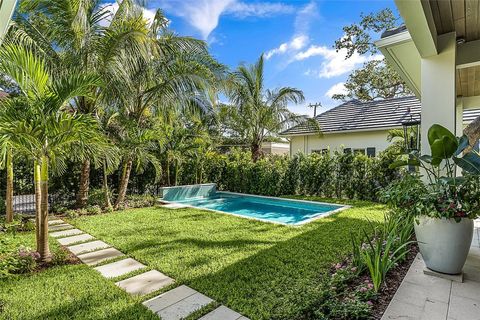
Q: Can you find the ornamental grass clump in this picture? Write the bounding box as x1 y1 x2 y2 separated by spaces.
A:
350 212 414 293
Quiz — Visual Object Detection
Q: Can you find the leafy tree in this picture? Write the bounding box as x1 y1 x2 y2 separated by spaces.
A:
13 0 157 208
333 9 412 101
226 54 304 161
0 43 107 261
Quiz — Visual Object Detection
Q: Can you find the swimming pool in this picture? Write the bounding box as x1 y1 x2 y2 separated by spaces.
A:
163 186 347 225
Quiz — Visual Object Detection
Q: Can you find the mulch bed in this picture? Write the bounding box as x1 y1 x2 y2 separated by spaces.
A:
371 243 419 319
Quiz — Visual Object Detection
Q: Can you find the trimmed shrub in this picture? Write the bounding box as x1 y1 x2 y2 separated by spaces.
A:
178 149 400 202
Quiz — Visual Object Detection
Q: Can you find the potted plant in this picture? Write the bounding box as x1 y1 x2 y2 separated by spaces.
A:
392 124 480 274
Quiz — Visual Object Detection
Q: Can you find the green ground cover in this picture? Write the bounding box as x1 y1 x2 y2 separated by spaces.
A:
0 232 156 320
70 197 385 319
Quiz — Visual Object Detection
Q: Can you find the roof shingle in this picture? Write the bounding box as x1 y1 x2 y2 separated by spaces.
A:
281 96 480 136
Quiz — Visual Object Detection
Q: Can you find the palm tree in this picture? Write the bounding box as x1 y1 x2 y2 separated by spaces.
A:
226 54 305 161
0 43 106 261
13 0 156 208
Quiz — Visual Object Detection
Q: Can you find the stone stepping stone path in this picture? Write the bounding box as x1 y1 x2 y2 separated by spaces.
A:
49 217 249 320
77 247 124 266
94 258 146 279
143 285 213 320
199 305 247 320
116 270 174 296
49 223 73 231
50 228 84 238
57 233 94 246
67 240 110 255
48 219 64 226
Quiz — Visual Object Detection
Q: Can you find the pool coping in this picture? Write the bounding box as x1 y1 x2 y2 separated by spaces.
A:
161 191 351 226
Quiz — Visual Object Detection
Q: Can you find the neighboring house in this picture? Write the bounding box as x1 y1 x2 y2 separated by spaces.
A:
281 96 480 157
261 141 290 156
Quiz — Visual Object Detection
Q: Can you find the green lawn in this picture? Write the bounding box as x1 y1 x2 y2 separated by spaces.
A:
0 232 156 320
69 197 386 320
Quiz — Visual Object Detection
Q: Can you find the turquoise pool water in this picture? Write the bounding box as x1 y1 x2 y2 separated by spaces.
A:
174 192 345 225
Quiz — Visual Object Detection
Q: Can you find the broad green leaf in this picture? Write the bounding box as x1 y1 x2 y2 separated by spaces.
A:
430 135 458 160
453 153 480 174
455 135 470 156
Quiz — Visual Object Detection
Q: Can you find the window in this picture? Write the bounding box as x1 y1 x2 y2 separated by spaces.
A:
366 147 376 157
353 148 366 155
311 149 329 155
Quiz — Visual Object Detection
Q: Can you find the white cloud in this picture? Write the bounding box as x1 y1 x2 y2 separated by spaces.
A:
296 45 382 78
100 2 157 27
263 1 317 60
265 35 308 59
155 0 294 39
325 82 347 98
226 2 295 18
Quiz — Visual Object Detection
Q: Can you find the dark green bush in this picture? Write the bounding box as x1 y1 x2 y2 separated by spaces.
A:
179 149 400 201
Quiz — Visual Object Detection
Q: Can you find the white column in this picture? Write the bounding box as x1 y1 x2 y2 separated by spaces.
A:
456 98 464 137
420 32 457 156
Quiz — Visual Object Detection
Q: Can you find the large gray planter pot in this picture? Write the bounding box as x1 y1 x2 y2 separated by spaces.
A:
414 216 474 274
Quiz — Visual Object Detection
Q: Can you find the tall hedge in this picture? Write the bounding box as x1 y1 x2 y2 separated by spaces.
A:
179 148 400 202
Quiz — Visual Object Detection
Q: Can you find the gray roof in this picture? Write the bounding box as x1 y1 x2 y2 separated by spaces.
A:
281 96 480 136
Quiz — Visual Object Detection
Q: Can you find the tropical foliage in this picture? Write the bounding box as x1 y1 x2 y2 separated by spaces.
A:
390 124 480 221
224 54 305 161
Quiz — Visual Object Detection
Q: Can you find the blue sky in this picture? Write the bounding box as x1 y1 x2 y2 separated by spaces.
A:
106 0 398 115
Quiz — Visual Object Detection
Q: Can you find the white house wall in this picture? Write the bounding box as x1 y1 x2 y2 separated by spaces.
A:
289 130 391 156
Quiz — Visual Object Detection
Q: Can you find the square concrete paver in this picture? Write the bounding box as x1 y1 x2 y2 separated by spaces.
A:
94 258 145 278
77 247 125 266
143 285 197 313
448 295 480 320
156 292 213 320
115 270 174 296
50 228 83 238
382 222 480 320
67 240 110 255
57 234 94 246
48 219 64 225
199 306 244 320
49 223 73 231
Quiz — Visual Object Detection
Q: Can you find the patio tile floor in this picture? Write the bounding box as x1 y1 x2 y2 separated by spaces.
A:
382 219 480 320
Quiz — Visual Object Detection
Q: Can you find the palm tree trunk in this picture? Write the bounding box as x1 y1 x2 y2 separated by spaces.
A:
166 158 170 186
38 156 50 262
75 159 90 208
5 150 14 223
114 159 132 210
102 161 113 210
251 142 262 162
34 161 41 251
174 159 178 186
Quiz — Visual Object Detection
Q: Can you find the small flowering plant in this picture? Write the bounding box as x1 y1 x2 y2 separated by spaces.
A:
391 124 480 222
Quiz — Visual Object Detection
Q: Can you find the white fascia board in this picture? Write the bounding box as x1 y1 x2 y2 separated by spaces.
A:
376 31 421 97
280 126 403 137
394 0 438 58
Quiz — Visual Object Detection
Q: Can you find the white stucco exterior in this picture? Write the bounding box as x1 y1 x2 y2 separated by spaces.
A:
288 129 393 156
